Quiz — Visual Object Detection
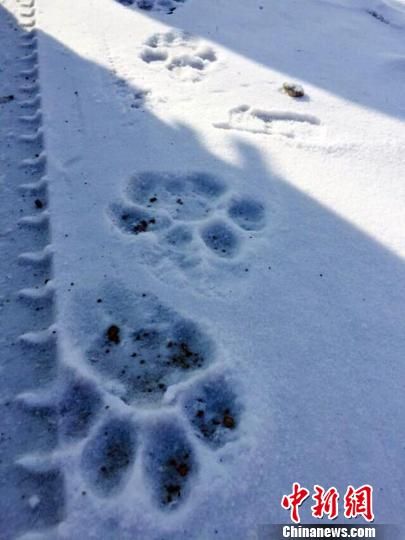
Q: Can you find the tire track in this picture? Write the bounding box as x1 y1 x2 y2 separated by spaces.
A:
0 1 64 537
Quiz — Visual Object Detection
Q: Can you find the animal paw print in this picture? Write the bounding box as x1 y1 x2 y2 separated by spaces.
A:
108 172 266 285
68 285 243 511
117 0 187 14
140 31 217 81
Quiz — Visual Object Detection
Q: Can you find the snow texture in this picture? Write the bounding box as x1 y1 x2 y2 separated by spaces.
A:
0 0 405 538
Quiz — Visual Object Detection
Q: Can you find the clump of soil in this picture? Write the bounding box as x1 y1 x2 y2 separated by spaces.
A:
133 218 156 234
222 411 236 429
194 405 237 440
167 341 204 370
168 457 189 478
106 325 120 344
163 451 191 504
282 82 305 98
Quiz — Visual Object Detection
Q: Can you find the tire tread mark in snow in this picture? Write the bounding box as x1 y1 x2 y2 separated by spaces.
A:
1 2 66 536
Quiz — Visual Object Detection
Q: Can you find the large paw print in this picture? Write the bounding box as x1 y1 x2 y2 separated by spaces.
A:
108 172 266 286
117 0 187 14
140 31 217 81
64 286 243 511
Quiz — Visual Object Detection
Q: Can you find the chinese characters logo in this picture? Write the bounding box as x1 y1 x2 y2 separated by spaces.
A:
281 483 374 524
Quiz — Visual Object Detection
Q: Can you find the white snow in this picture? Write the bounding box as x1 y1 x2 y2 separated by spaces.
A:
0 0 404 538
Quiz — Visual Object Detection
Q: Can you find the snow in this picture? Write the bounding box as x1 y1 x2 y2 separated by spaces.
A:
0 0 404 538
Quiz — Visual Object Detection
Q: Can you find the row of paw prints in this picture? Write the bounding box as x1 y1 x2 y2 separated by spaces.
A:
61 288 242 510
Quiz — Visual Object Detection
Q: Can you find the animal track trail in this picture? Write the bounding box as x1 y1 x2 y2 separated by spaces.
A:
108 172 266 288
3 0 245 530
214 104 321 140
101 33 151 114
140 31 217 82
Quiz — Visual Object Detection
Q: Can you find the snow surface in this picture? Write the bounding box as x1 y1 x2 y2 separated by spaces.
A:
0 0 405 538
